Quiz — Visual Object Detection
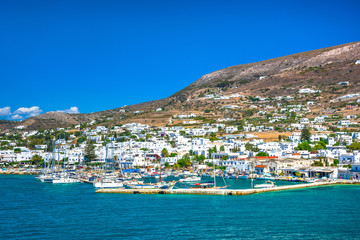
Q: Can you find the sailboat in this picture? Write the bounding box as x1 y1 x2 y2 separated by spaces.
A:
51 138 80 184
37 141 59 183
93 142 124 189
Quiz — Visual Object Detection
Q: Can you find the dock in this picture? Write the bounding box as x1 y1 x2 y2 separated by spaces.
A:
96 180 360 196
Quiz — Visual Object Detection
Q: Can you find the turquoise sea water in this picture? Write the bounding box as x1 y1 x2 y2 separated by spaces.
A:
147 175 301 189
1 175 360 240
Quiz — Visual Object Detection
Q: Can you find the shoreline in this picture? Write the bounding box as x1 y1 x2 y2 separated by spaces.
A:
0 170 39 175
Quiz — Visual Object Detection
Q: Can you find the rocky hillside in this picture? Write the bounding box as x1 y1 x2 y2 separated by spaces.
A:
172 41 360 100
5 41 360 131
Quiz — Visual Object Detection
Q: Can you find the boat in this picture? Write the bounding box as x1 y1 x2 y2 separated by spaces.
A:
179 176 201 182
124 181 176 189
93 180 124 188
52 176 80 184
125 157 177 189
254 180 276 189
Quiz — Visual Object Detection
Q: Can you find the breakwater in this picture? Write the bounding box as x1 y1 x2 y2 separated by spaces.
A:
96 180 360 195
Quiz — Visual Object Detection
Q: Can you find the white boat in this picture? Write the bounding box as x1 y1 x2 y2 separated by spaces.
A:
179 176 201 182
254 181 276 189
36 174 48 182
125 181 176 189
93 181 124 188
52 177 80 184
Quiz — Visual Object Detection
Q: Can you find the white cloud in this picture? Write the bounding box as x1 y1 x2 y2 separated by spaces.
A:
11 114 23 120
14 106 43 117
0 107 11 116
57 106 80 114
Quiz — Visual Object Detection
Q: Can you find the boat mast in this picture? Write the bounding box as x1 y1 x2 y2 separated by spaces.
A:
191 134 194 171
104 143 108 178
213 154 216 188
51 139 56 175
159 158 162 183
57 136 60 174
62 134 66 177
128 141 132 169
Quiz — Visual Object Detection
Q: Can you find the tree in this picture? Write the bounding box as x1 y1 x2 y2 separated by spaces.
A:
31 154 42 166
242 109 257 118
208 146 217 157
77 136 87 144
161 148 169 157
14 148 21 153
295 142 312 151
256 152 269 157
348 142 360 151
170 141 176 148
194 154 206 164
301 128 311 142
314 141 327 150
74 131 82 137
84 140 96 164
220 145 225 152
176 155 192 168
245 143 259 152
312 160 324 167
232 145 240 153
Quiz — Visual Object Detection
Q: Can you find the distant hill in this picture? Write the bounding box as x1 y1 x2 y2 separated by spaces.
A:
0 120 18 130
4 41 360 131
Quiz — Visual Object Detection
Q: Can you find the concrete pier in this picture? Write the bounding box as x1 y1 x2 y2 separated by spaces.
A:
96 180 360 196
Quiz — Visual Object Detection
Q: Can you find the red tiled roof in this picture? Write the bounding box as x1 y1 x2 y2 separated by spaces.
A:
255 165 267 168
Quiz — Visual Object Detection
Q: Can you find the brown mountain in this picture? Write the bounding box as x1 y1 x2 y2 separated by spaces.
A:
5 41 360 131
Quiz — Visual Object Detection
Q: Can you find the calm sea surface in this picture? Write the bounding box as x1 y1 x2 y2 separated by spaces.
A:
1 175 360 240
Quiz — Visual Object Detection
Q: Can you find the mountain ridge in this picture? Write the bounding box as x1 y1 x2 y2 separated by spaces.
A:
3 41 360 131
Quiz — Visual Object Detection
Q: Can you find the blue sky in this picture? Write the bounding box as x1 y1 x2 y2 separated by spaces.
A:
0 0 359 120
